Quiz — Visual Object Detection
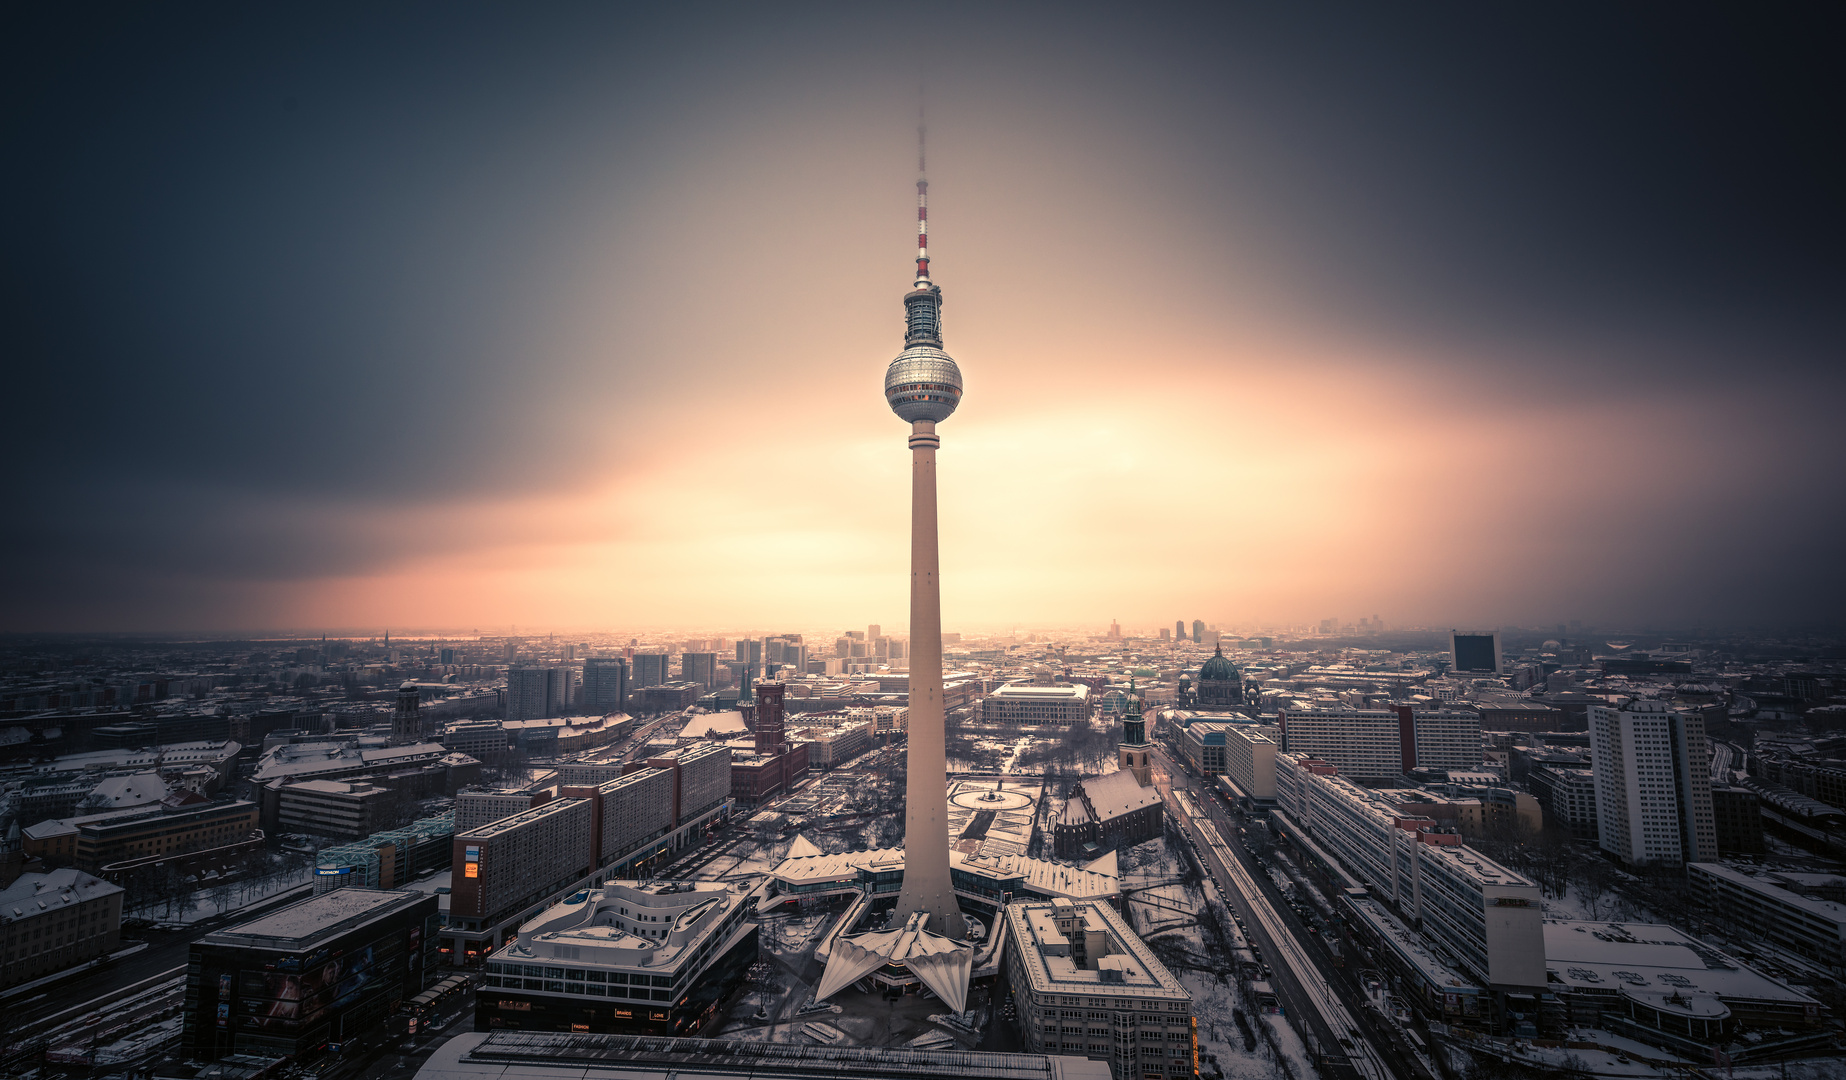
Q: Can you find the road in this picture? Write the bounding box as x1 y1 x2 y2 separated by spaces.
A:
1151 749 1424 1080
1710 741 1732 781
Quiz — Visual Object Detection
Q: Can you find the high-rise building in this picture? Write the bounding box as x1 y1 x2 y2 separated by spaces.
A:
391 681 425 745
507 666 566 722
1175 620 1186 641
681 652 717 688
1710 785 1765 854
1191 619 1204 643
1450 630 1503 674
1276 706 1481 778
581 657 629 712
867 624 881 639
1591 699 1717 867
630 652 669 689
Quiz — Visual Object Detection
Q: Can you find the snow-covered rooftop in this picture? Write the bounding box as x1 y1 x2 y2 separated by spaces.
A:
677 710 748 740
1005 899 1189 1002
1544 920 1820 1005
203 887 424 949
0 868 122 920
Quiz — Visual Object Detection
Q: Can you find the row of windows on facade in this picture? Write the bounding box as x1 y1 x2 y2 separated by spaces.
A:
485 976 674 1000
488 962 680 987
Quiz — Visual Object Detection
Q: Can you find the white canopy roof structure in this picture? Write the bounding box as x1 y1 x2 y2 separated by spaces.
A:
812 910 973 1013
786 833 823 860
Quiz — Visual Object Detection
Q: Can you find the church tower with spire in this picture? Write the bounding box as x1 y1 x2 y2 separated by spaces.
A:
1120 678 1151 787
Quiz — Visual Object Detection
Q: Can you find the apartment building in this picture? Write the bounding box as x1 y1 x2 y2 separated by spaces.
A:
1526 765 1599 841
1002 898 1195 1080
1688 862 1846 970
445 752 733 965
1276 707 1482 779
455 786 554 833
1590 699 1716 867
1220 724 1277 805
1275 753 1546 1019
450 799 595 944
1173 720 1230 777
275 779 393 840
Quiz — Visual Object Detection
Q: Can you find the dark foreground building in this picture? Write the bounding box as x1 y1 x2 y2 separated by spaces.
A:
419 1030 1111 1080
184 887 438 1060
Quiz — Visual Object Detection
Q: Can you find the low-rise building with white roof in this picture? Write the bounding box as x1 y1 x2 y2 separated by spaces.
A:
980 683 1092 725
1545 919 1831 1059
477 880 758 1037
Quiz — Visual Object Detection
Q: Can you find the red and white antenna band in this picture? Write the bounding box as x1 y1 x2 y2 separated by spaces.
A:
916 113 930 283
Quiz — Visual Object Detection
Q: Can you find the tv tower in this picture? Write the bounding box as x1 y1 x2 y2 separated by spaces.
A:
885 103 965 940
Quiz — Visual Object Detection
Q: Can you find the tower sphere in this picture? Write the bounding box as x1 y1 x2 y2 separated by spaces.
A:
884 346 963 423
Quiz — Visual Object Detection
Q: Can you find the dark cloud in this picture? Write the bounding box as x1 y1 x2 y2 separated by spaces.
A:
1 3 1839 629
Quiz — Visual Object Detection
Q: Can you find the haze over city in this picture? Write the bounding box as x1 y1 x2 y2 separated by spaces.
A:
3 5 1839 634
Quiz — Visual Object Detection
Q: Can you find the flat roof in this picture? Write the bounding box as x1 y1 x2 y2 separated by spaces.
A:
200 887 427 950
1346 895 1479 994
1544 920 1820 1005
1689 862 1846 928
458 797 588 840
989 684 1090 700
1004 899 1189 1002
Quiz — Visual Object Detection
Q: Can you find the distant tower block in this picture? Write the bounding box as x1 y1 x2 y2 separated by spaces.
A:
1192 619 1205 643
1176 620 1186 641
886 112 965 942
392 681 422 746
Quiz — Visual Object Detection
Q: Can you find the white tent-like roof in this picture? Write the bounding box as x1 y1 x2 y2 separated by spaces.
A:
812 910 973 1013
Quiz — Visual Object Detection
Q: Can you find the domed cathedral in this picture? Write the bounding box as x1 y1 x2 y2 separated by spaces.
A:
1195 643 1244 708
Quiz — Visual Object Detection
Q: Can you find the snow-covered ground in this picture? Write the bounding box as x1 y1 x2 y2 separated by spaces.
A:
1125 838 1287 1080
129 866 314 924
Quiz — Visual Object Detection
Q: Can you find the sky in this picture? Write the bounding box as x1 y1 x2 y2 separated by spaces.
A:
3 4 1841 636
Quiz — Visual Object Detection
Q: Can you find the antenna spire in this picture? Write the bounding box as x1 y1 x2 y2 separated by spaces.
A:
915 86 930 286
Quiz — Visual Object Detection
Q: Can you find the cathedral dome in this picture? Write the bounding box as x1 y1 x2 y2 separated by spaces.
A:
1198 644 1239 683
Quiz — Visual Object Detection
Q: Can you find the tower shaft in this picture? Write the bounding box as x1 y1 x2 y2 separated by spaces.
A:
893 419 961 939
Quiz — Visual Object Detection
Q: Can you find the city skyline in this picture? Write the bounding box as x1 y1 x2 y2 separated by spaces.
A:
4 6 1840 634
